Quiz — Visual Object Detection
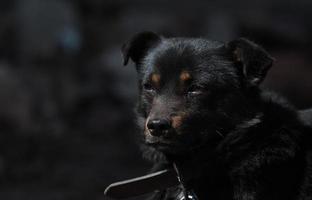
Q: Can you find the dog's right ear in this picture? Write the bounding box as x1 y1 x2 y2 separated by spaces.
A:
227 38 274 88
121 32 161 67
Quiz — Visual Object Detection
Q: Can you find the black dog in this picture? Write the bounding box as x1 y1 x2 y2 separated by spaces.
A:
122 32 312 200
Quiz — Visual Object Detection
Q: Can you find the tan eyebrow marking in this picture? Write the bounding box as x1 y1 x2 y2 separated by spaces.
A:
180 71 191 82
151 73 161 86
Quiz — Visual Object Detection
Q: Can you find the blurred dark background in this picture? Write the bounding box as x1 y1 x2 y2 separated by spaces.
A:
0 0 311 199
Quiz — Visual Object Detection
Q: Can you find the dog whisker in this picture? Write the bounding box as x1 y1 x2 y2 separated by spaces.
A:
215 130 224 138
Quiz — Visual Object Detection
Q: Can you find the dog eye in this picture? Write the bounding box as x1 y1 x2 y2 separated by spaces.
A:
187 86 203 97
143 83 155 92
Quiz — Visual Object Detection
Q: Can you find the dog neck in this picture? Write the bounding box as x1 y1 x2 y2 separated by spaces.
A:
162 112 265 183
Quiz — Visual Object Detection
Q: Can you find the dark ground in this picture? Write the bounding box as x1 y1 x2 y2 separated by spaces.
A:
0 0 311 199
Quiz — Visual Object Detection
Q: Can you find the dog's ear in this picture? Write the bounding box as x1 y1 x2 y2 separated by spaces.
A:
121 32 161 67
227 38 274 87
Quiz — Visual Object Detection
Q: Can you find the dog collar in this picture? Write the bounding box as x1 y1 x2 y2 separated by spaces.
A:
104 163 197 199
104 168 179 199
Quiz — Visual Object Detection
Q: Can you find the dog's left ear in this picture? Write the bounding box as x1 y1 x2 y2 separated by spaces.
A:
121 32 161 68
227 38 274 87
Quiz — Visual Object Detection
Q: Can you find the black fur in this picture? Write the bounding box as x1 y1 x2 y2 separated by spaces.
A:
122 32 312 200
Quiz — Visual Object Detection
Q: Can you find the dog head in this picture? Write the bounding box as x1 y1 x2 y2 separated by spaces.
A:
122 32 273 155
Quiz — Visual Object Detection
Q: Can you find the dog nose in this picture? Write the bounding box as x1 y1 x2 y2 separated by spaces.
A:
147 119 171 136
